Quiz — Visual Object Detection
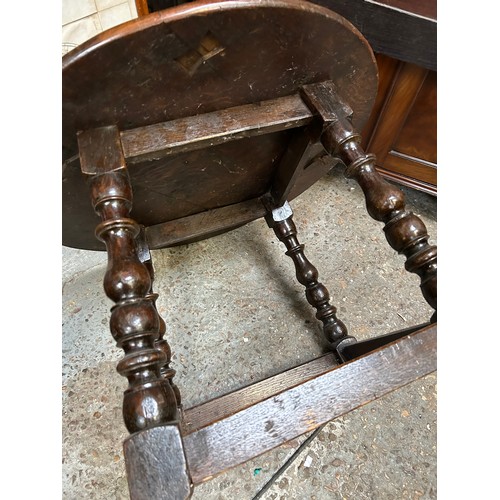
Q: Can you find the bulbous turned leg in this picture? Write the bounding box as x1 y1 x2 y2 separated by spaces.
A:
264 199 353 354
78 126 192 499
322 121 437 314
136 228 183 409
300 81 437 317
88 167 179 433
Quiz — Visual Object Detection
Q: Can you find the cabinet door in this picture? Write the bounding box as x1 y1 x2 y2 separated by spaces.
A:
362 54 437 195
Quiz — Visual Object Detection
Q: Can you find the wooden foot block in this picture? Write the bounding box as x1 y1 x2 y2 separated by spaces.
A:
124 425 193 500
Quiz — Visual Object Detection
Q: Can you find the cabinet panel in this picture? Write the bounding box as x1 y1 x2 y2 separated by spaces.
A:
363 54 437 195
394 71 437 164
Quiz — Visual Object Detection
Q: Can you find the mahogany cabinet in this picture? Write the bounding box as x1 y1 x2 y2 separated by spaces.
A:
362 54 437 195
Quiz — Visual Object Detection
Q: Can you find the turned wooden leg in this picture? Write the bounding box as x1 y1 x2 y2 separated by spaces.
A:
136 227 183 409
301 82 437 316
78 125 192 499
322 125 437 313
264 198 353 353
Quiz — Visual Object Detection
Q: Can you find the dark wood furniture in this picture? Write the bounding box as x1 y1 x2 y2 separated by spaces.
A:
361 53 437 195
136 0 438 195
314 0 437 195
62 1 437 498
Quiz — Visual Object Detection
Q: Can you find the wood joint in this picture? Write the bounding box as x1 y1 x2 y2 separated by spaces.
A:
300 81 353 124
77 125 126 175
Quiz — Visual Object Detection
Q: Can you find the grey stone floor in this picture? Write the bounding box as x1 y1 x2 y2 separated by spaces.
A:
62 166 437 499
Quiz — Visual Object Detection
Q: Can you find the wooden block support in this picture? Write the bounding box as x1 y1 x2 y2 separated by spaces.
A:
124 425 193 500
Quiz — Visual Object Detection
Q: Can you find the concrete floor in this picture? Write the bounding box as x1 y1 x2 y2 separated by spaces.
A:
62 165 437 499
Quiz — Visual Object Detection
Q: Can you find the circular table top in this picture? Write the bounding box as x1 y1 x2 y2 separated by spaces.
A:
62 0 378 250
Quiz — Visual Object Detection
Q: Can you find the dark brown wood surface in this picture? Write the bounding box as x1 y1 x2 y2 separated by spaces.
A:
62 0 378 251
364 56 437 195
145 197 267 249
183 352 337 435
393 70 437 163
120 94 314 164
182 324 436 485
361 54 400 149
136 229 183 406
366 61 428 160
373 0 436 20
266 204 349 350
136 1 437 69
311 0 436 71
298 81 437 311
78 126 180 433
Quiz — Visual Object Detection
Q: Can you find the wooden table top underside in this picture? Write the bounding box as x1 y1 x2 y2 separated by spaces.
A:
62 0 378 250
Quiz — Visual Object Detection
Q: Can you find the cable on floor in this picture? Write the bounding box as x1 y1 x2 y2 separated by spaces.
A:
251 423 327 500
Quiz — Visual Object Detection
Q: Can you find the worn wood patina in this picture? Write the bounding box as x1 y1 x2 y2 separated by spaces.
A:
62 1 437 498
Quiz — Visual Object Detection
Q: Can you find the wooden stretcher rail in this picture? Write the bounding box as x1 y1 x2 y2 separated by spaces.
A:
145 197 268 249
182 352 337 435
120 93 315 163
182 324 436 485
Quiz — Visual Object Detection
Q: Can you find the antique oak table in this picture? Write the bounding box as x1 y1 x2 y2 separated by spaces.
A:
62 1 437 498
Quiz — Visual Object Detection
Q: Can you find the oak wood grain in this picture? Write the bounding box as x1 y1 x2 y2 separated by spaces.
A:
366 61 428 162
63 0 378 251
145 197 267 249
183 324 436 484
120 94 314 164
182 353 337 435
361 53 400 149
